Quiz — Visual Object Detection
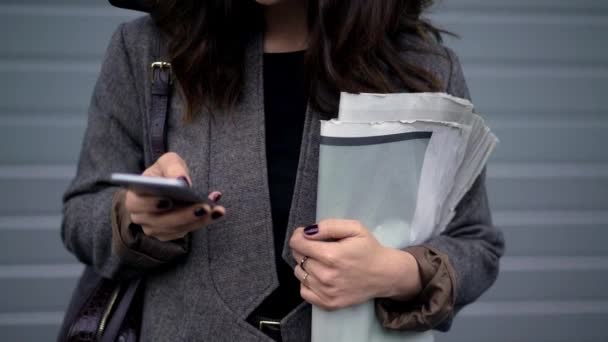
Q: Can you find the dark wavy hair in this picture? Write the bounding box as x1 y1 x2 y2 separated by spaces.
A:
151 0 444 119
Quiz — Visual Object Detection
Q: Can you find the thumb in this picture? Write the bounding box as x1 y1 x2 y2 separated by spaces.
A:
303 219 364 241
143 152 192 185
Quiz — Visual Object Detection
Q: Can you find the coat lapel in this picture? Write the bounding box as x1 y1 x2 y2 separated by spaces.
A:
204 34 279 318
281 105 323 268
204 32 330 318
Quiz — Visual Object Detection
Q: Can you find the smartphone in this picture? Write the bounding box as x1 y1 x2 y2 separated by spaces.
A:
109 173 205 204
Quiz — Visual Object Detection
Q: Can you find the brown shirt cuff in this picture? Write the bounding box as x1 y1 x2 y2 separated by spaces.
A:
111 190 189 270
375 245 456 331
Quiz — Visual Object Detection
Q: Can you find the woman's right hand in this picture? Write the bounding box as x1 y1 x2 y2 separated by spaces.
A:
124 152 225 242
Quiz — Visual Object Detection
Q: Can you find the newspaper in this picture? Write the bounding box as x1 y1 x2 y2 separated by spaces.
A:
312 92 498 342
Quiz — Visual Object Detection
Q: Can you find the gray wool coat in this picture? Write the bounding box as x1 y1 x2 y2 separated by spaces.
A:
62 15 505 342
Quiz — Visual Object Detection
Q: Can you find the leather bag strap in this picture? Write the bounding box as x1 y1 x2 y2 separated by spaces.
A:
100 278 142 342
148 35 172 162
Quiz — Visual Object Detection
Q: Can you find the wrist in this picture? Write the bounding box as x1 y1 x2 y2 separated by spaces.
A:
376 247 423 301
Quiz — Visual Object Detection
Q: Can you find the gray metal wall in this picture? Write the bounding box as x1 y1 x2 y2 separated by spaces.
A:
0 0 606 341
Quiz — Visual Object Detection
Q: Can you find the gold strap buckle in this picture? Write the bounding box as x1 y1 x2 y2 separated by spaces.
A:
150 61 173 85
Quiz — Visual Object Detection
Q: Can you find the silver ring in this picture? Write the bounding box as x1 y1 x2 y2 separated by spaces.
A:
299 256 309 271
303 272 309 283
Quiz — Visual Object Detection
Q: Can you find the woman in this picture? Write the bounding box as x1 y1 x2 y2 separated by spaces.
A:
61 0 504 341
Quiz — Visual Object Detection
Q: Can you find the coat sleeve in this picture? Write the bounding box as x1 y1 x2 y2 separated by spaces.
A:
432 48 505 316
375 47 505 331
61 23 187 279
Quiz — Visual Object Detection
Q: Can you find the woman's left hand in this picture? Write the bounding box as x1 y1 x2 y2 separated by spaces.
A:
290 219 422 311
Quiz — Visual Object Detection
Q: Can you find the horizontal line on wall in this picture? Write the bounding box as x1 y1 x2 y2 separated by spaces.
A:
0 106 86 115
8 3 606 19
431 0 608 14
462 300 608 316
2 59 608 77
488 162 608 179
1 258 604 280
0 114 86 126
501 256 608 272
0 215 62 230
483 108 607 119
0 59 99 72
460 59 608 71
0 4 140 17
0 264 82 279
3 162 607 181
465 64 608 78
493 210 608 226
0 53 103 62
0 311 64 326
0 165 76 180
4 112 606 129
488 118 608 129
3 301 607 326
433 8 608 18
435 0 608 8
3 60 608 78
434 11 608 25
10 109 601 127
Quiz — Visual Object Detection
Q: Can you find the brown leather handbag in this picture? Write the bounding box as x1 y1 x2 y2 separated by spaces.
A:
58 4 172 340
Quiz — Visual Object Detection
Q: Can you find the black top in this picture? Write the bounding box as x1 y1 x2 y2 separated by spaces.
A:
253 50 308 319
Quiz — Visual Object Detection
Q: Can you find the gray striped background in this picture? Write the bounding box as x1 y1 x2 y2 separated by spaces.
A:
0 0 607 341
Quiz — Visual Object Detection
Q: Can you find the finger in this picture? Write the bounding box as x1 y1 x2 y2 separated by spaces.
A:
140 226 187 242
208 191 223 203
303 219 364 241
294 257 333 287
301 284 345 311
295 261 335 292
134 203 227 235
209 204 226 220
292 250 306 266
144 152 192 185
135 214 206 240
294 264 322 292
124 191 173 214
295 263 340 310
156 152 191 181
293 265 332 302
300 283 337 311
141 210 212 240
292 251 315 274
131 201 213 230
290 227 334 264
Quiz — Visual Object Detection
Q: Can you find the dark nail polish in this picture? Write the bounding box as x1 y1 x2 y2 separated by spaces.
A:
304 224 319 235
211 211 223 220
211 192 222 202
194 207 208 217
178 176 190 187
157 199 172 210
